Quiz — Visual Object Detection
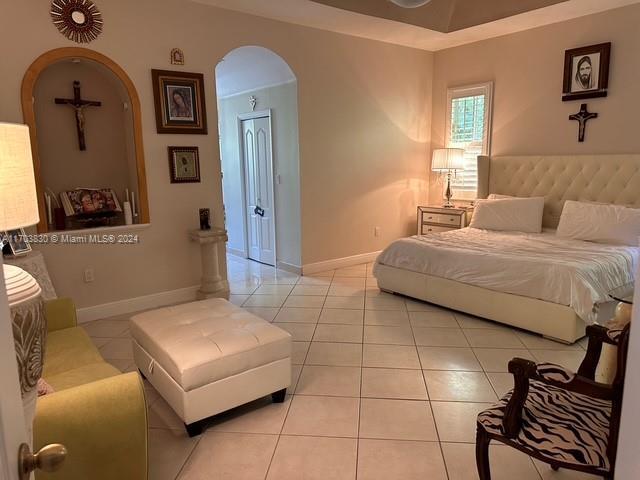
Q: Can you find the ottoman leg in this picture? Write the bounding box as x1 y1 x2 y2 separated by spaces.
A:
185 420 204 438
272 388 286 403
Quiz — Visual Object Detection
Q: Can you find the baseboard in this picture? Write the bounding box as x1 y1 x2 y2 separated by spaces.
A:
302 251 381 275
76 284 202 323
276 260 302 275
227 247 246 258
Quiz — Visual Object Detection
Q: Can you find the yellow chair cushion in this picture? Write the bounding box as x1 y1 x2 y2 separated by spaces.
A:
43 327 105 379
45 363 121 392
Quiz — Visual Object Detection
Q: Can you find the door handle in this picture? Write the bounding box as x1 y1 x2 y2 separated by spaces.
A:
254 206 265 217
19 443 67 480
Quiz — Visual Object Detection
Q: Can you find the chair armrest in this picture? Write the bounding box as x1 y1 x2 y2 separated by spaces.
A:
44 298 77 332
34 372 148 480
503 357 537 438
578 324 618 380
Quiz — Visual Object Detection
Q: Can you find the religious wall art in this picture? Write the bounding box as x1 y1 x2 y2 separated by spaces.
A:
50 0 103 44
152 70 208 134
1 229 31 257
170 48 185 66
569 103 598 142
168 146 201 183
55 80 101 151
60 188 122 216
562 42 611 101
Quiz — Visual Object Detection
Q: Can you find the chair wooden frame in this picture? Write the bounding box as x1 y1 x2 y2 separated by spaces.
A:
476 324 630 480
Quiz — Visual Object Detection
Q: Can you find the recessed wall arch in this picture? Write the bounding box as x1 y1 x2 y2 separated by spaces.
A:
21 47 149 233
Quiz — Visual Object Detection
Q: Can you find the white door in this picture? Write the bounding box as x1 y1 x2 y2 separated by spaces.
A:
242 116 276 266
0 256 29 480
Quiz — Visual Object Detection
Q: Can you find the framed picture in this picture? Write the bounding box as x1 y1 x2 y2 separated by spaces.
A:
152 70 207 134
562 42 611 101
168 146 201 183
2 229 31 256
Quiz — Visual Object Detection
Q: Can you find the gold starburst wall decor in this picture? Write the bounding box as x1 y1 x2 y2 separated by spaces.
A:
50 0 103 44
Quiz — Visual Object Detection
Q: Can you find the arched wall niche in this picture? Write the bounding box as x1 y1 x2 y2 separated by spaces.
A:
21 47 150 233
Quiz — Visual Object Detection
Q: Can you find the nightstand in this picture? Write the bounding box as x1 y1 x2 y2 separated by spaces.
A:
417 205 469 235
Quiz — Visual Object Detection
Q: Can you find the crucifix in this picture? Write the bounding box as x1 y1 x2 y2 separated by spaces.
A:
55 80 102 151
569 103 598 142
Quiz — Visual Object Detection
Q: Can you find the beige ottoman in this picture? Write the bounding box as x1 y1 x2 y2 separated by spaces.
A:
130 298 291 436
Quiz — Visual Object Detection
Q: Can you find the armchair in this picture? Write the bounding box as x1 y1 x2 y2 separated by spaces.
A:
476 324 630 480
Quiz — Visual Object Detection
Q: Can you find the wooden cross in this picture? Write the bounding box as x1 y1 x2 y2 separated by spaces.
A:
55 80 102 151
569 103 598 142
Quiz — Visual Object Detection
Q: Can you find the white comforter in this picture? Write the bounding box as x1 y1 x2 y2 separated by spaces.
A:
374 228 638 322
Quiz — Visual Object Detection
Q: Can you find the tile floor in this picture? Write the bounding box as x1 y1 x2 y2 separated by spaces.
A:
83 255 598 480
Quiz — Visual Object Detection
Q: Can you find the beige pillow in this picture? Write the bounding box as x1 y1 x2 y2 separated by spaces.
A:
470 197 545 233
556 200 640 246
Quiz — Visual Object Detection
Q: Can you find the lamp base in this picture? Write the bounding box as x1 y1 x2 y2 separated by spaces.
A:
442 171 455 208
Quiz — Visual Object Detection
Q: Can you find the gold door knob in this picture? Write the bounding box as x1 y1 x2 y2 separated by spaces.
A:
19 443 67 480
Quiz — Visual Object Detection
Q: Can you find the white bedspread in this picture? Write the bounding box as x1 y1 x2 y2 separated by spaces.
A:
374 228 638 322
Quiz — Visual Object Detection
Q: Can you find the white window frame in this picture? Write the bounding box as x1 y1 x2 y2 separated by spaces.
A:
444 81 493 200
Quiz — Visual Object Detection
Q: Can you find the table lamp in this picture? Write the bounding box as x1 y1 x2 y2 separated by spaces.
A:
0 122 43 437
431 148 464 208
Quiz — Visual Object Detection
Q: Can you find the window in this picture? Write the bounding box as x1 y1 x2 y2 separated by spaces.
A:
445 82 493 200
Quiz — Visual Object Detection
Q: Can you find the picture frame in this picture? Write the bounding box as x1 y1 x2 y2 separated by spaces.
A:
152 69 207 134
168 146 201 183
2 229 31 257
562 42 611 101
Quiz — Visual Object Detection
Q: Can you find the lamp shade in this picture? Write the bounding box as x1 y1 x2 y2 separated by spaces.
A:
431 148 465 172
0 123 39 230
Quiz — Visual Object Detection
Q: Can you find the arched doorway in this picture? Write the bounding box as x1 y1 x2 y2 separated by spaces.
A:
215 46 301 272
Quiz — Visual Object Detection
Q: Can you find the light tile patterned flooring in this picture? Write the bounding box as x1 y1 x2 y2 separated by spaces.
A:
83 255 598 480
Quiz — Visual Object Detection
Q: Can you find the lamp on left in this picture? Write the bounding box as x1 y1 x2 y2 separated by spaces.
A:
0 122 43 439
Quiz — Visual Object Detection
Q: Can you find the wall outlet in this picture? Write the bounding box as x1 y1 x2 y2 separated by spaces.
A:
84 268 95 283
374 226 381 237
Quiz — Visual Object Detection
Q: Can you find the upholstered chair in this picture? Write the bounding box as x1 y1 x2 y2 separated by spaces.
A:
475 324 630 480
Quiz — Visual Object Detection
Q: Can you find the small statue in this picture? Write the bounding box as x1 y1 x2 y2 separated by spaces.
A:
199 208 211 230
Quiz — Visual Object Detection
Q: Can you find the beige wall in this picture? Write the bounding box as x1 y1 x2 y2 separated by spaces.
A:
0 0 433 308
429 4 640 203
218 81 302 269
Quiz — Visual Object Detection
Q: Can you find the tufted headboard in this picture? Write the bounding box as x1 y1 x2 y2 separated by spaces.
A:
477 154 640 228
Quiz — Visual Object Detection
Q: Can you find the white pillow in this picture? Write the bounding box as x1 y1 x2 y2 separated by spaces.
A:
556 200 640 246
470 197 545 233
487 194 513 199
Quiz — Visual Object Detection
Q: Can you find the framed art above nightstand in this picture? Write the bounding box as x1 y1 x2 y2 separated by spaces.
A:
417 205 471 234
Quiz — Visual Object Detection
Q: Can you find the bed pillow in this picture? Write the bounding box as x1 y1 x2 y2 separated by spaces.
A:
487 194 513 199
556 200 640 246
470 197 545 233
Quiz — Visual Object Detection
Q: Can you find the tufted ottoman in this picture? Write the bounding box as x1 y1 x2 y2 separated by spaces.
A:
130 298 291 436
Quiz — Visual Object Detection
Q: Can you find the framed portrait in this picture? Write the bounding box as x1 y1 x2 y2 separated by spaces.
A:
2 229 31 257
152 70 208 134
562 42 611 101
168 146 201 183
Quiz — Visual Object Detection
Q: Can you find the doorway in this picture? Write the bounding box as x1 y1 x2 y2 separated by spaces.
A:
215 46 302 271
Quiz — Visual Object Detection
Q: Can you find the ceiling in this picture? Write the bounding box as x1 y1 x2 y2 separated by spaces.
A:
310 0 568 33
215 46 296 98
192 0 640 51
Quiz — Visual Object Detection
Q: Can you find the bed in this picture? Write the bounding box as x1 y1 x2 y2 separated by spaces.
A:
374 154 640 343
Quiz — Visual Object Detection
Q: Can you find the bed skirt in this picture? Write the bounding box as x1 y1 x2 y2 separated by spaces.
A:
374 264 588 343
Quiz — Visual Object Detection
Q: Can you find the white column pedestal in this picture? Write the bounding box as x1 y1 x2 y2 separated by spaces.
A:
189 228 229 300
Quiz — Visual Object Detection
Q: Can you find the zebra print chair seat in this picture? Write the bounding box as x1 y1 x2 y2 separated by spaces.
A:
475 324 630 480
478 380 611 472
